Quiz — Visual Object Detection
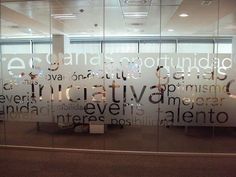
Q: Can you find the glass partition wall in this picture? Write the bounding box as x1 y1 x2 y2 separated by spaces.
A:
0 1 53 147
0 0 236 153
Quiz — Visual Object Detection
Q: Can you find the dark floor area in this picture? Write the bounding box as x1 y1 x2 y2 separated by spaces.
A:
1 121 236 177
1 121 236 153
0 148 236 177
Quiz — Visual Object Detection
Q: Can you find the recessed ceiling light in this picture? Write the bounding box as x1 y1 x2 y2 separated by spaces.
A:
168 29 174 32
179 13 189 17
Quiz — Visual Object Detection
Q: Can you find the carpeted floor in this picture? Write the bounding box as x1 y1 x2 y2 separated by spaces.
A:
0 148 236 177
1 121 236 153
1 122 236 176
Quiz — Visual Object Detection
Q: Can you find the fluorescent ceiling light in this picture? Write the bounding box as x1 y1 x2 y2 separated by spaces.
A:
124 0 148 5
168 29 174 32
201 0 213 6
124 12 148 18
128 28 144 33
51 14 77 19
51 13 74 16
54 16 76 18
179 13 189 17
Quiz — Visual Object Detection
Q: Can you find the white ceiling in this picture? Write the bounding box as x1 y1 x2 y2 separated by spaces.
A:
0 0 236 39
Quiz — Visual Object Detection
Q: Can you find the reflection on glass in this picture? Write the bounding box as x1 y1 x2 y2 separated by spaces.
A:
0 0 236 153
